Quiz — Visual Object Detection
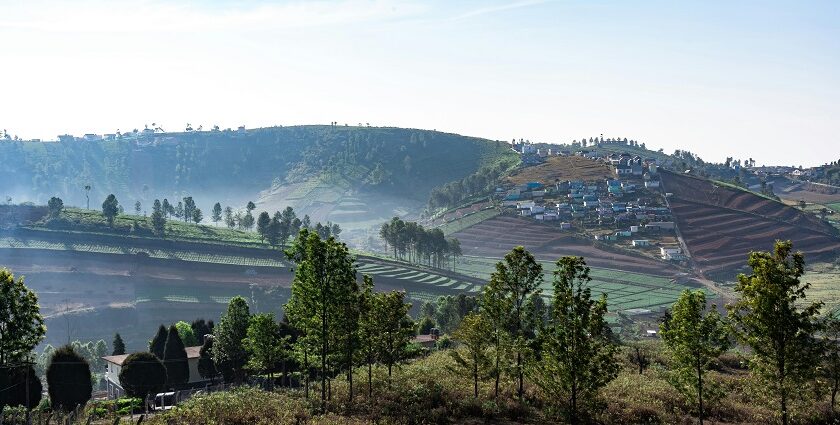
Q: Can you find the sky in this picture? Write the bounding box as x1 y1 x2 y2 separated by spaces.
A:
1 0 838 167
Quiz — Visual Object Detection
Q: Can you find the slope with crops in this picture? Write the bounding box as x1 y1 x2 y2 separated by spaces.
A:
659 169 840 279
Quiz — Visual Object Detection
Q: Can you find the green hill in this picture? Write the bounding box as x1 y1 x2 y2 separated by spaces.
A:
0 126 516 214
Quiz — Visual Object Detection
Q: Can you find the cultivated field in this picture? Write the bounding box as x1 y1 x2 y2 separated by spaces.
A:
660 170 840 279
456 256 707 312
450 215 680 276
507 155 613 185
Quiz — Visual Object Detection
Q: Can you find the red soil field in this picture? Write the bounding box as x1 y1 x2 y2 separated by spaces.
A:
451 215 679 276
660 170 840 278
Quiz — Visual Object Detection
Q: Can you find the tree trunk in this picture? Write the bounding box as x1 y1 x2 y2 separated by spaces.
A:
368 357 373 398
697 364 704 425
494 345 501 398
304 351 310 399
473 362 479 398
517 351 523 400
781 391 788 425
832 379 838 415
571 379 578 425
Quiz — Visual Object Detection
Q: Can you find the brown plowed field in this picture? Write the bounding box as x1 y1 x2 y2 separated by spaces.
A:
451 215 678 276
660 170 840 278
508 155 613 185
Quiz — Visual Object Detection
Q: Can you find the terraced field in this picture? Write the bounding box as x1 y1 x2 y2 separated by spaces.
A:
456 256 702 312
451 215 679 276
660 170 840 278
356 260 484 298
0 235 286 267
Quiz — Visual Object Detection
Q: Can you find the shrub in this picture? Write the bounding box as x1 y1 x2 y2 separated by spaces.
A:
0 365 41 410
119 352 167 400
46 345 92 412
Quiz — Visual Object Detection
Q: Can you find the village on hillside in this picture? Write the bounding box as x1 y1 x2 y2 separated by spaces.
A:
487 140 687 264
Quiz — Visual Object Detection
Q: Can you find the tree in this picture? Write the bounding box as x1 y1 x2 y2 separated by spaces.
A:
0 269 46 365
191 319 213 345
660 290 729 425
175 321 198 346
182 197 196 223
112 333 126 356
284 229 358 410
533 256 618 424
151 199 166 236
174 201 184 220
822 318 840 415
149 325 168 360
47 196 64 218
243 313 288 381
224 206 235 228
162 199 172 218
246 201 256 213
0 364 41 411
197 336 218 381
728 241 823 425
450 312 492 397
301 214 311 230
46 345 92 412
211 202 223 225
375 290 415 386
485 246 543 399
163 325 189 386
240 211 255 230
212 296 251 383
119 352 166 401
101 194 119 226
480 272 510 398
358 275 378 397
330 223 341 239
134 200 142 215
192 207 203 224
256 211 271 241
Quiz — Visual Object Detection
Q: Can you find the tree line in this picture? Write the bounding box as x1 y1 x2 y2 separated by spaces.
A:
379 217 462 270
2 240 839 424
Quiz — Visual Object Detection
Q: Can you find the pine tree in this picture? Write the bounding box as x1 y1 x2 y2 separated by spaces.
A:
212 296 251 383
112 333 126 356
211 202 223 225
533 256 618 424
163 325 189 386
256 211 271 241
151 199 166 236
450 312 492 397
149 325 168 360
728 241 823 425
660 290 729 425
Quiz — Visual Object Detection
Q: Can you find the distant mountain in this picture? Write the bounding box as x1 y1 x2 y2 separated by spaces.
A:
0 126 516 219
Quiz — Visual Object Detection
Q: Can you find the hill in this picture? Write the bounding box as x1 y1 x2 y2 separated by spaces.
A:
660 169 840 278
0 126 516 226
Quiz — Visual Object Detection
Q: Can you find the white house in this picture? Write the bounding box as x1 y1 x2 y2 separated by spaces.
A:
660 246 683 260
103 346 205 399
631 239 651 247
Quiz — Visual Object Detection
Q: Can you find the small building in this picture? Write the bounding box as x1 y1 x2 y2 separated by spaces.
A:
644 180 660 188
559 222 572 230
103 346 205 399
632 239 651 247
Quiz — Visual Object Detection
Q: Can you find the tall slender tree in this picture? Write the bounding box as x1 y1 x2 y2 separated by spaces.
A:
728 241 823 425
660 290 729 425
163 325 189 386
112 333 126 356
212 296 251 383
533 256 618 424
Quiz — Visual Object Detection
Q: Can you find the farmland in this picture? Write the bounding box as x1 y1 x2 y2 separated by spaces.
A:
660 170 840 279
507 155 613 185
450 215 681 276
456 255 704 312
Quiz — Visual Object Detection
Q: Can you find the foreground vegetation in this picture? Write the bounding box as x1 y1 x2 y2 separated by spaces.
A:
4 238 840 424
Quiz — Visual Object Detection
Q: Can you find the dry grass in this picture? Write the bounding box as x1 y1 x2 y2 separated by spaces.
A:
507 156 613 185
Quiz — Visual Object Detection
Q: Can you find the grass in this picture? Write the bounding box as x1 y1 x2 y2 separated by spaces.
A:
507 155 614 185
0 235 286 267
34 208 268 247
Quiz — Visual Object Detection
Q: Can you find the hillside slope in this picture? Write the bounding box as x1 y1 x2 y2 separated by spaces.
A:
0 126 515 214
660 170 840 278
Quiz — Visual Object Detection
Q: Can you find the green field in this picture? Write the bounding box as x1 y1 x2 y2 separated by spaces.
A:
437 208 501 236
0 235 286 267
455 255 705 312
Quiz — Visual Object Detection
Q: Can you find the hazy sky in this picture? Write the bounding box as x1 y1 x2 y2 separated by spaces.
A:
1 0 838 166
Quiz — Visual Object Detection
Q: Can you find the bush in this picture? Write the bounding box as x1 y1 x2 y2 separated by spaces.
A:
0 365 41 410
119 352 167 400
46 345 92 412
